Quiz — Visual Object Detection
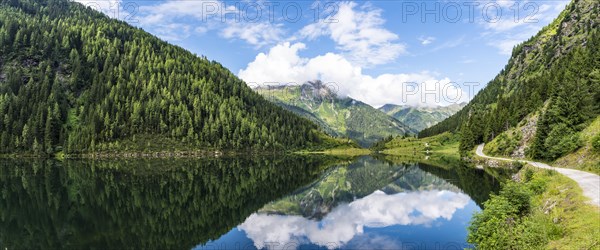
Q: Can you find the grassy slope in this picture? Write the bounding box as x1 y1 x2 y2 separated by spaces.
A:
468 164 600 248
380 132 460 157
485 115 600 175
554 116 600 175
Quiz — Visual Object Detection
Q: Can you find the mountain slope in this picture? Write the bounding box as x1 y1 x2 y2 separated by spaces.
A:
420 0 600 161
256 81 415 147
0 0 337 155
379 103 465 132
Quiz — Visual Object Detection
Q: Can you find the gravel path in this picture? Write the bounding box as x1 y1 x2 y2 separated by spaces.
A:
476 144 600 207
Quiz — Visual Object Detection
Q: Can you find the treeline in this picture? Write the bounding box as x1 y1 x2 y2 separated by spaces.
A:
420 0 600 161
0 0 330 155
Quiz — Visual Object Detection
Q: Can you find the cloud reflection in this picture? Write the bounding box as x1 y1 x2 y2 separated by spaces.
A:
239 190 470 249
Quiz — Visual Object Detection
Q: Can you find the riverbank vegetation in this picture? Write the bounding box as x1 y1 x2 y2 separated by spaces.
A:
468 165 600 249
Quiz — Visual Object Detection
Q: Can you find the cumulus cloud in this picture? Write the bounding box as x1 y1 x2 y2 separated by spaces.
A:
239 42 469 107
239 190 471 250
298 2 405 67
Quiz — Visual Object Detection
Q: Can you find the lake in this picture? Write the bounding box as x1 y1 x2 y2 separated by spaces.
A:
0 155 509 249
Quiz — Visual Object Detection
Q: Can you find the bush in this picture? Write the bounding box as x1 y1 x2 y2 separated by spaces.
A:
592 134 600 152
500 182 532 216
544 124 581 160
527 178 547 195
469 181 538 249
468 195 520 248
523 168 535 182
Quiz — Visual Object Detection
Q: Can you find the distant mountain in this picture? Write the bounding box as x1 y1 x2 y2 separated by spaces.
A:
379 103 466 132
420 0 600 160
255 81 415 147
0 0 339 155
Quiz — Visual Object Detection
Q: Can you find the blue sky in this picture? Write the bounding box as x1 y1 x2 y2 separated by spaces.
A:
76 0 569 107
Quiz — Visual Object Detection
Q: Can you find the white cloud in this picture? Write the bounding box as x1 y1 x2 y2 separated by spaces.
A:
239 190 471 250
222 22 285 48
240 43 469 107
136 0 285 46
418 36 436 45
298 2 405 67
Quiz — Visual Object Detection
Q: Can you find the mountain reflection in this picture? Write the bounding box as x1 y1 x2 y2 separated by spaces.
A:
0 155 508 250
240 190 470 249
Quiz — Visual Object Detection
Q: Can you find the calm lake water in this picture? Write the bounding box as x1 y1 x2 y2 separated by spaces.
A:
0 155 508 249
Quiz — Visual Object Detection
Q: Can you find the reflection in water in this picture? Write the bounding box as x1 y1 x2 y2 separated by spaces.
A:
201 156 508 250
0 156 333 249
0 155 508 249
240 190 470 249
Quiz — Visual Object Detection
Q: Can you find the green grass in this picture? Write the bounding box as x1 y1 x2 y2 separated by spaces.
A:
381 132 460 157
298 142 371 157
554 116 600 175
468 165 600 249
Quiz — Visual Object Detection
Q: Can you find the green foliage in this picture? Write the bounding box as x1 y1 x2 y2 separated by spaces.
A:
467 195 520 249
0 155 334 248
486 131 521 156
499 182 531 216
523 168 535 182
0 0 334 155
466 165 600 249
592 133 600 152
420 0 600 161
468 175 539 248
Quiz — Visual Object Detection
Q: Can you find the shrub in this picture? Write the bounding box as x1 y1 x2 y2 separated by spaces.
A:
468 195 520 248
500 182 532 216
544 124 581 160
592 134 600 152
528 178 547 195
523 168 535 182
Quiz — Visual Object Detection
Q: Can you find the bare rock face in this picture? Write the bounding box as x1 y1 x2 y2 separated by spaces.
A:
511 115 540 159
299 80 337 103
299 190 328 219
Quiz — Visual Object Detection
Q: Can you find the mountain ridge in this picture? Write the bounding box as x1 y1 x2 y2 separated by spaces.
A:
0 0 340 155
255 81 415 147
379 103 466 132
419 0 599 161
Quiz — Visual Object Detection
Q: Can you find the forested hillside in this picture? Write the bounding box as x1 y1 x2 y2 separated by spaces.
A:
420 0 600 160
379 103 465 132
256 81 414 147
0 0 335 155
